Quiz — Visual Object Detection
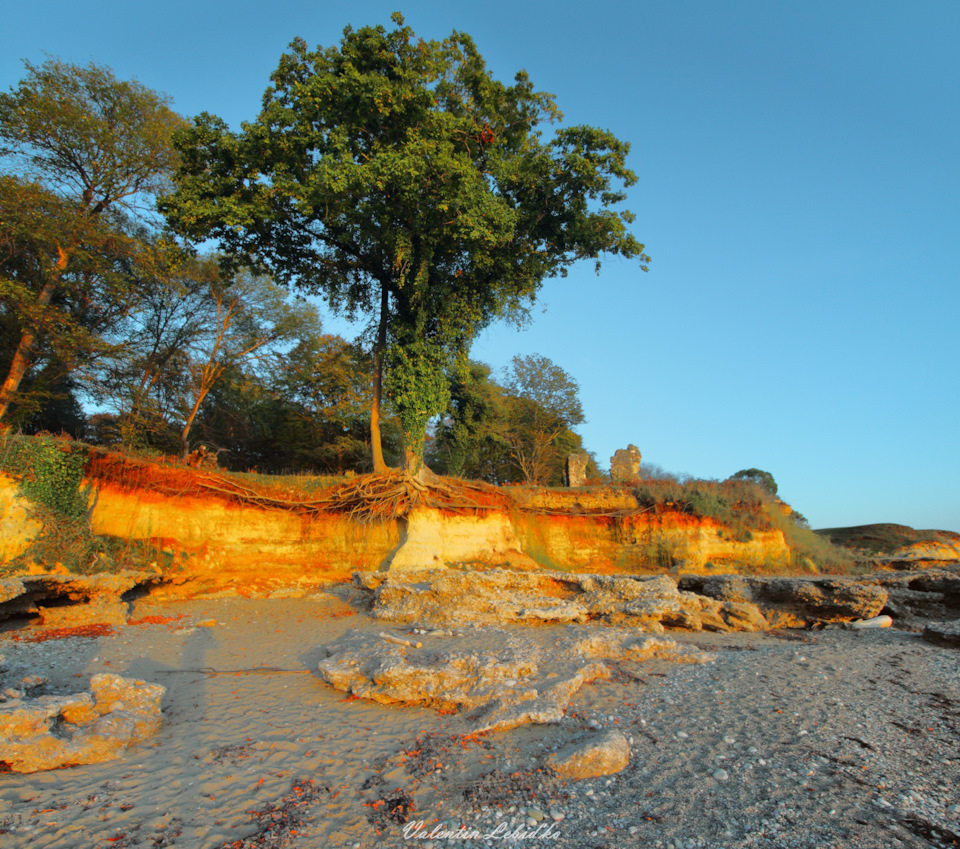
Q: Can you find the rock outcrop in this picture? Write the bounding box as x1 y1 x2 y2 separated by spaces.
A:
867 569 960 623
922 622 960 648
382 507 537 572
0 570 162 625
0 673 166 772
677 574 888 628
317 627 709 733
356 568 763 632
357 568 899 632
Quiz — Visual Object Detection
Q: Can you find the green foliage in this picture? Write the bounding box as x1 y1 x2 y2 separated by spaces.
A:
0 57 186 424
632 477 766 543
429 360 511 481
1 433 89 520
429 355 589 485
384 336 450 466
0 433 104 575
500 354 585 485
729 468 778 497
161 15 648 468
0 57 184 216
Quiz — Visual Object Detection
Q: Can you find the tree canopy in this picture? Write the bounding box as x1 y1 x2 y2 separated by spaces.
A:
161 13 648 474
0 58 185 423
729 468 779 497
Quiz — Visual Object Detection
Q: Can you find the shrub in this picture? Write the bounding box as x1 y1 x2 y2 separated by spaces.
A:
1 432 89 520
629 475 854 573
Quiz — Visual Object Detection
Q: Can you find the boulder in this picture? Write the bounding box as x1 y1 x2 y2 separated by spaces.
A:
0 673 166 772
546 729 630 779
720 601 769 632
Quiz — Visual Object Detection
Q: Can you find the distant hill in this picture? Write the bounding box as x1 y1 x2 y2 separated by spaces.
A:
815 523 960 557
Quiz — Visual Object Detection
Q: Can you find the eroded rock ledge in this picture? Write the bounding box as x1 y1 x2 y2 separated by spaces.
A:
0 570 162 626
317 626 710 733
354 568 889 632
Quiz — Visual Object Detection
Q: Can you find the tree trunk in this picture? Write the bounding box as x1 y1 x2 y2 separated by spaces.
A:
179 418 196 461
0 278 59 423
370 283 389 473
179 385 210 460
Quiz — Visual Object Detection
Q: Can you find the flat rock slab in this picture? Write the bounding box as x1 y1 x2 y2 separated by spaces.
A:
922 622 960 648
546 729 631 779
0 673 166 772
317 626 711 733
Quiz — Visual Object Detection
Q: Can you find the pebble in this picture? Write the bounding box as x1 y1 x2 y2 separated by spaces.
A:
713 769 730 781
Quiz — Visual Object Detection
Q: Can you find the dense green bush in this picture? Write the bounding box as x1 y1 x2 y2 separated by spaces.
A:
1 433 89 519
0 433 101 573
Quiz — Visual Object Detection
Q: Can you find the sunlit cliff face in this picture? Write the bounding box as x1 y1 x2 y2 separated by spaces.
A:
3 455 793 596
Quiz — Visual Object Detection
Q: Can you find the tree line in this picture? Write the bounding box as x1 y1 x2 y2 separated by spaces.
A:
0 15 646 482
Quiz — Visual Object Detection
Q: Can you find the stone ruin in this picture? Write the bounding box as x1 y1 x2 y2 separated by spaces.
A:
564 452 590 487
610 444 641 484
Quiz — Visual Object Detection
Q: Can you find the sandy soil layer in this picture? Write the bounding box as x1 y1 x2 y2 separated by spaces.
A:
1 593 959 849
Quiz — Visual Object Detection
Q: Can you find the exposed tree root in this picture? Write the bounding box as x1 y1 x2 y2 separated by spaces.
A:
83 447 654 522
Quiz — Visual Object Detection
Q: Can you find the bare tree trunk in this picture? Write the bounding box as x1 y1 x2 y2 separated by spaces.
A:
370 283 389 473
179 392 206 460
0 277 59 423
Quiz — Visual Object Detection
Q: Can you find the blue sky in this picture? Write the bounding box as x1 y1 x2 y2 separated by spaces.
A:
3 1 958 531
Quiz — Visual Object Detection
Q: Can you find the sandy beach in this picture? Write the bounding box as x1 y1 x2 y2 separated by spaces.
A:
2 588 959 849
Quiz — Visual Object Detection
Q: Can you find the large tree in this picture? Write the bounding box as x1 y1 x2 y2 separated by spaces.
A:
0 58 185 423
161 14 648 474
